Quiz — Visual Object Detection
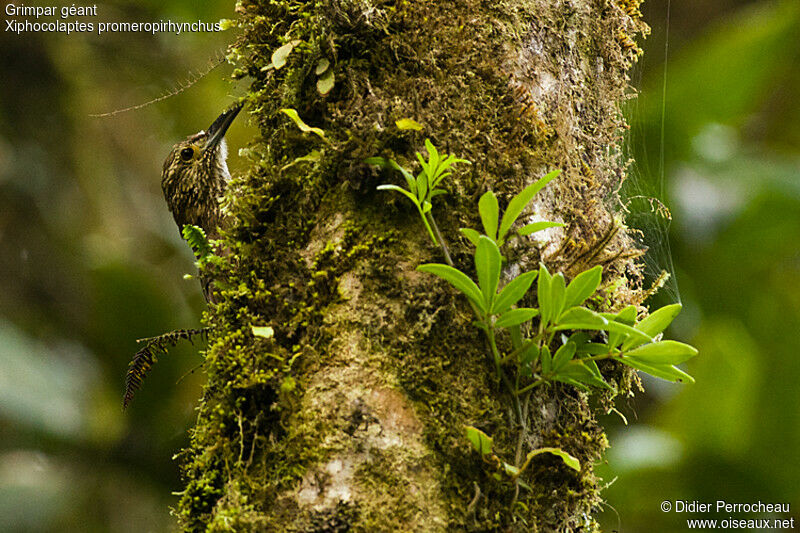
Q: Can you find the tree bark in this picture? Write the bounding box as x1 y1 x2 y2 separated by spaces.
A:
176 0 648 531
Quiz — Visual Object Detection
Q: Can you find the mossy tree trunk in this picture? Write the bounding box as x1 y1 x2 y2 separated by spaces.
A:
176 0 648 530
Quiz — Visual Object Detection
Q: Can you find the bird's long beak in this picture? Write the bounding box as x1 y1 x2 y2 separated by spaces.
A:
205 102 244 151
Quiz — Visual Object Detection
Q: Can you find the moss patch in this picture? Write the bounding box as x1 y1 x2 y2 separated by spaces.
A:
175 0 650 530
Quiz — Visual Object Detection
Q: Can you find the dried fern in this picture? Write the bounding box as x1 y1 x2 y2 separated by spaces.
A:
123 328 208 409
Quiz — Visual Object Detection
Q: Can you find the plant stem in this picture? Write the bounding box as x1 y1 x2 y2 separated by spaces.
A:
427 211 453 267
417 205 438 246
516 378 545 395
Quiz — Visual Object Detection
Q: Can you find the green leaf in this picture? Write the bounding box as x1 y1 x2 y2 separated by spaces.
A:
564 265 603 309
479 191 500 241
282 150 322 171
364 156 387 166
396 118 424 131
537 264 553 324
614 305 638 325
498 169 562 241
416 171 429 202
526 447 580 472
280 108 326 141
520 343 539 365
475 236 502 311
251 326 274 339
315 58 330 74
554 306 609 330
376 184 420 207
418 264 486 313
554 362 613 391
626 340 698 365
460 228 481 247
465 426 493 456
493 271 538 315
540 345 552 374
316 68 335 95
271 40 299 69
518 221 566 237
296 150 321 163
496 308 539 328
619 358 695 384
576 343 609 356
552 341 577 370
606 305 638 348
181 224 212 261
621 303 682 351
604 321 653 346
502 462 520 477
549 273 567 322
387 160 417 194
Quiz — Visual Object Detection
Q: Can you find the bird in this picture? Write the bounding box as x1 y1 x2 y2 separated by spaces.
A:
160 101 243 241
122 102 244 409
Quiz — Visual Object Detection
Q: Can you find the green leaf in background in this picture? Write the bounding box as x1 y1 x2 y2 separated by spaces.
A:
315 58 330 74
564 265 603 309
479 191 500 241
493 270 538 315
475 236 502 311
495 308 539 328
280 108 327 141
271 40 300 69
641 1 800 159
316 68 335 95
418 264 485 313
251 326 274 339
396 118 424 131
465 426 493 456
526 447 581 472
498 170 562 241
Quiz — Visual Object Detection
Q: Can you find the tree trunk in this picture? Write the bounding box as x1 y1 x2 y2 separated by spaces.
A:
176 0 648 530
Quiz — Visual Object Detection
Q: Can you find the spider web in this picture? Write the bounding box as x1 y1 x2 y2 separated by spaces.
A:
618 0 680 307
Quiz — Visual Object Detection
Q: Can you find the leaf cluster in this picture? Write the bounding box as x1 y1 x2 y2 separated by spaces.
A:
369 139 470 245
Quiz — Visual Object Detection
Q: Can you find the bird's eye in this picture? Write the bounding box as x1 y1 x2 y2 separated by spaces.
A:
180 147 195 161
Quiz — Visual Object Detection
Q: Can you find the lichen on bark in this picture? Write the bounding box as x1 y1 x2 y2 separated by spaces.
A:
175 0 650 531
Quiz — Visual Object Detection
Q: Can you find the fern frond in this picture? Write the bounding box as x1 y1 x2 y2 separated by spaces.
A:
123 327 208 409
181 224 213 262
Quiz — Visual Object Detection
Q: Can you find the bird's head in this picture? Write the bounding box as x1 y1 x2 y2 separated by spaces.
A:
161 102 243 233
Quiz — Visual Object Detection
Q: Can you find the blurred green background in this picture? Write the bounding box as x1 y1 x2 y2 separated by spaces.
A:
1 1 798 531
0 2 252 531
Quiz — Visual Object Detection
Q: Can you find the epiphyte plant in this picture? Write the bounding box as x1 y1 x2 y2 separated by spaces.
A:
372 139 698 487
368 139 469 263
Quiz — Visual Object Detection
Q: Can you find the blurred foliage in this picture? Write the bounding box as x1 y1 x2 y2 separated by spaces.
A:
2 0 799 531
0 1 254 531
600 0 800 531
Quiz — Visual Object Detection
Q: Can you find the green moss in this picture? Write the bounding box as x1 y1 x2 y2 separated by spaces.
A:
175 0 650 530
